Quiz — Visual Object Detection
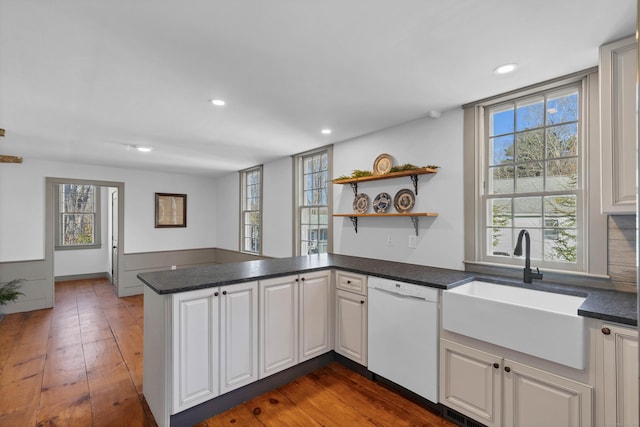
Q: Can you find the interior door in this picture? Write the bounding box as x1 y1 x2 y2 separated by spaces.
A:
111 190 119 286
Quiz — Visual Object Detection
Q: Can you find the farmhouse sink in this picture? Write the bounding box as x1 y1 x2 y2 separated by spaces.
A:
442 281 587 369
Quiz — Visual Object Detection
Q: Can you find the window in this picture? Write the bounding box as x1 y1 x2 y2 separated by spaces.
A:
294 147 332 255
486 86 580 267
464 69 607 277
56 184 101 250
240 166 262 254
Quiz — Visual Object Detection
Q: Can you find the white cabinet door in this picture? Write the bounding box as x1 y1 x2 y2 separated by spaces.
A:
259 275 299 378
172 287 219 414
220 281 258 394
600 35 637 214
299 270 332 362
440 339 502 427
503 359 592 427
603 324 639 427
335 289 367 365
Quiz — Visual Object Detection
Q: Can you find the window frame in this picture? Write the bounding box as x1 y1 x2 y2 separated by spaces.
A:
463 68 608 279
239 165 263 255
293 145 333 256
55 183 102 251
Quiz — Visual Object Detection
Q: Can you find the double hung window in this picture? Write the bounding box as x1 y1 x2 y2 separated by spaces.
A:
241 166 262 254
56 184 101 250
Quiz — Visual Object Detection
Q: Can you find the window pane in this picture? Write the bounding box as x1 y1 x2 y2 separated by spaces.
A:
514 197 542 228
544 228 577 263
544 195 576 228
516 97 544 131
487 227 512 257
546 90 578 125
488 198 512 227
546 123 578 158
490 166 514 194
490 135 514 165
516 162 544 193
515 129 544 162
546 159 578 191
61 213 95 245
490 104 514 136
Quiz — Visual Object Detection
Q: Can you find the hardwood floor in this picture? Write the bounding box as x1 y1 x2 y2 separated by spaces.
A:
0 279 456 427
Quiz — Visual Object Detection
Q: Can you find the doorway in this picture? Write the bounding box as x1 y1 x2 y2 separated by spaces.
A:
46 178 125 298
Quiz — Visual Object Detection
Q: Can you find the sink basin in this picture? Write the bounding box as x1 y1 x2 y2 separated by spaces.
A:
443 281 586 369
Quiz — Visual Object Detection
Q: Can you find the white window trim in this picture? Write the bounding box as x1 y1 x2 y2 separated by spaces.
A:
463 68 608 281
239 165 263 255
293 145 333 256
55 183 102 251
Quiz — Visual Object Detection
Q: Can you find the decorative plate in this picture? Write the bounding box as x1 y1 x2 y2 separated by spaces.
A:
353 193 370 213
394 189 415 213
373 153 393 175
373 192 392 213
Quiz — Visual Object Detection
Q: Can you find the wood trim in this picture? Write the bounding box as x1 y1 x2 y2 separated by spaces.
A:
333 167 437 184
0 155 23 163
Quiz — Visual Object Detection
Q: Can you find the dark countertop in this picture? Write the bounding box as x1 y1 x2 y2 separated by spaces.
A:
137 253 637 327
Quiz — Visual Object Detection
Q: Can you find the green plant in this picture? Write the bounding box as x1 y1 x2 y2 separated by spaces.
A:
0 279 24 305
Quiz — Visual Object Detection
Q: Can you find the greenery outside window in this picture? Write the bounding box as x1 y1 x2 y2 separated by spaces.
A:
55 184 101 250
294 146 332 256
240 166 262 254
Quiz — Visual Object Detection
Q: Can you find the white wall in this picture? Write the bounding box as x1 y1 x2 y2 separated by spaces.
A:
332 109 464 270
54 187 110 277
213 108 465 269
0 158 217 262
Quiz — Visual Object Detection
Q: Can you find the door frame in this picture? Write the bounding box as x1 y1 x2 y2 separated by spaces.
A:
46 177 125 297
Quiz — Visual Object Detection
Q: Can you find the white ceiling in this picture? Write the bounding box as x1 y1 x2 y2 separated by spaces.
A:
0 0 636 177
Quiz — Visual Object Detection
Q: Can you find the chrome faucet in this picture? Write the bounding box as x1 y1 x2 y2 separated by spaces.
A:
513 229 543 284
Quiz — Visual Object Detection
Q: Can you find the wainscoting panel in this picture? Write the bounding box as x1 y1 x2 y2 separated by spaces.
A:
0 259 53 314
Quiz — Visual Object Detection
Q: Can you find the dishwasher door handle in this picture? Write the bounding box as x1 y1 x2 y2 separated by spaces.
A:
370 286 428 301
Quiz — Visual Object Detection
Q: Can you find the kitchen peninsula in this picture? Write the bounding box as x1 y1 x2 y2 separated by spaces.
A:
138 253 636 427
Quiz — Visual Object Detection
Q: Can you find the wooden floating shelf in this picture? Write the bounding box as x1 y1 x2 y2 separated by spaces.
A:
333 167 437 185
333 213 438 218
333 212 438 235
333 167 437 195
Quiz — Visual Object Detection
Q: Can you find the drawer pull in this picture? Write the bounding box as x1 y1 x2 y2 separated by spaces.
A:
347 280 352 284
504 366 511 373
222 290 227 295
360 300 365 304
601 327 611 335
493 363 499 369
214 292 219 297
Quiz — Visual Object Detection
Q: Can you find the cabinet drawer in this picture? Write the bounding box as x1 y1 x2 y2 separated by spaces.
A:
335 271 367 295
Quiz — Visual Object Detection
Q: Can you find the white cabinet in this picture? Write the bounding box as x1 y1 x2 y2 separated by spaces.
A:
335 271 367 366
600 35 637 214
440 339 502 427
172 287 219 414
220 281 258 394
601 323 639 427
299 270 332 362
440 339 593 427
503 359 592 427
259 275 299 378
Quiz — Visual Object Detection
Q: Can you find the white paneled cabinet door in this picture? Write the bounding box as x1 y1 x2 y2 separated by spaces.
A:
440 339 501 427
220 281 258 394
503 359 592 427
335 289 367 365
600 35 638 214
259 275 299 378
299 270 332 361
603 324 639 427
172 287 219 414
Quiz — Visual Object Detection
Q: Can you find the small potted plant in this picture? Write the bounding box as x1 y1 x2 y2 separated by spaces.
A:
0 279 24 321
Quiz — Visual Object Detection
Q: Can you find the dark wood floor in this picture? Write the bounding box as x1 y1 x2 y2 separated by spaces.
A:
0 279 456 427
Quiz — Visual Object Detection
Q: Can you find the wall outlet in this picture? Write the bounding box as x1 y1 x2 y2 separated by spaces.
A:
408 235 418 248
387 235 392 246
171 265 177 270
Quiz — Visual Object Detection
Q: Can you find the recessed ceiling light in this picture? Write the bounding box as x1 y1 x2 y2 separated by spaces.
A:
136 146 153 152
494 63 518 75
210 99 226 106
321 129 332 135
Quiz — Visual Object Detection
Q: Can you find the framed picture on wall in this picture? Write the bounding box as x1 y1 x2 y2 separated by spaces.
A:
155 193 187 228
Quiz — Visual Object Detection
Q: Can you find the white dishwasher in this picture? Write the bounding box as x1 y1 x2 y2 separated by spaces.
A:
368 276 439 403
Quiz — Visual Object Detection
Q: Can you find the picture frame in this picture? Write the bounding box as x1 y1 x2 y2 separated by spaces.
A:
155 193 187 228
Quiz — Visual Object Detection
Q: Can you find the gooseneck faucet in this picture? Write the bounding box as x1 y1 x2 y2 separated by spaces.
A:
513 229 543 284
